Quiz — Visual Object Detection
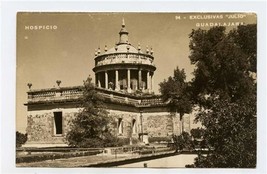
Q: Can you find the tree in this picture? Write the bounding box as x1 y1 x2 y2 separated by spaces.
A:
172 132 193 152
189 24 256 167
190 128 205 140
159 67 193 133
16 131 27 147
66 76 117 148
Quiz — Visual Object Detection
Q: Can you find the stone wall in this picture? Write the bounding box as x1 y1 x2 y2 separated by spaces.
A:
108 110 188 139
144 113 174 137
26 108 79 145
108 110 140 138
25 106 192 146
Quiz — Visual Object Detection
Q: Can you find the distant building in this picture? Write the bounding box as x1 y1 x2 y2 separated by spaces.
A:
24 20 194 147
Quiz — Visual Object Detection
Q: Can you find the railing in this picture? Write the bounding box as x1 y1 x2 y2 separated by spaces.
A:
28 88 83 103
96 53 155 67
27 87 164 106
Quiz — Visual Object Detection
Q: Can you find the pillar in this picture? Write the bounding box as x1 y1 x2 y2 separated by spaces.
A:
127 69 131 93
151 73 154 92
138 69 142 90
146 71 150 92
115 70 119 91
105 71 108 89
97 73 101 87
95 73 97 87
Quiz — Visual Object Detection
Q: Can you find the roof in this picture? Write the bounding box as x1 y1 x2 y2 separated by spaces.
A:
102 43 142 55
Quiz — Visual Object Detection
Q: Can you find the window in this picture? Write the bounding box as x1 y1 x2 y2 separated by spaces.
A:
132 119 137 134
54 112 62 135
118 118 123 134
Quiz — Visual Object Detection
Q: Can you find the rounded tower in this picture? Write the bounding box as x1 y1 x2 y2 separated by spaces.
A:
93 19 156 94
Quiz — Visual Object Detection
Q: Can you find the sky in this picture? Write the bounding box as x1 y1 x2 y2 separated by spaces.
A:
16 12 257 133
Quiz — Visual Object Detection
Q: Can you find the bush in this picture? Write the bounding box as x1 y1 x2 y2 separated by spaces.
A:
190 128 205 139
148 136 171 143
131 138 140 144
172 132 193 151
16 131 27 148
116 138 130 146
75 138 104 148
16 150 101 163
185 164 195 168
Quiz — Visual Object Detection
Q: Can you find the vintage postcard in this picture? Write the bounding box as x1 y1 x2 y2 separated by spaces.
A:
16 12 257 168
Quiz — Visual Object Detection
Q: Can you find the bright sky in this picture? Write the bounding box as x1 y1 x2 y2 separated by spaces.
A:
16 12 256 133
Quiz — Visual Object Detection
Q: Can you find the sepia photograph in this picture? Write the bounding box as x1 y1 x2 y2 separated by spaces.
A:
15 12 257 168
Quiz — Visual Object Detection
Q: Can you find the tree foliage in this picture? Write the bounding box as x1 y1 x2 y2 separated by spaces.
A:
159 67 192 116
190 128 205 139
172 132 193 151
66 76 117 148
189 24 257 168
16 131 27 147
159 67 193 133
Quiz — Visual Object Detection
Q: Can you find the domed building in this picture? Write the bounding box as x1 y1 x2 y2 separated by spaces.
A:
24 20 192 147
93 19 156 94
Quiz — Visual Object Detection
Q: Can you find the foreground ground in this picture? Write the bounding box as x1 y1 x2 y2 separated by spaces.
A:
117 154 197 168
16 153 197 168
16 153 131 167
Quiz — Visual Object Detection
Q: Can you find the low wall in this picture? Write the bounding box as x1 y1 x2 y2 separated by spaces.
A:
81 151 177 167
16 149 103 163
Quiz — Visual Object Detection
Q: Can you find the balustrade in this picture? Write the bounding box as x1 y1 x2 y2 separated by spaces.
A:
28 88 83 102
96 53 154 66
27 87 163 106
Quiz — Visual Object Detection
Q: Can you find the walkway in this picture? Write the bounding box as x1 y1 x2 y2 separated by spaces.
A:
117 154 197 168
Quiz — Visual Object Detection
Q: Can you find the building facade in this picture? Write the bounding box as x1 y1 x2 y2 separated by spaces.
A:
24 20 192 147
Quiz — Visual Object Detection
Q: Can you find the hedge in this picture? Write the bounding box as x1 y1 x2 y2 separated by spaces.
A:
148 137 172 143
16 150 101 163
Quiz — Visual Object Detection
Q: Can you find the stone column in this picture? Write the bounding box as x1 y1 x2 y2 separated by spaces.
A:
115 70 119 91
146 71 150 92
97 73 101 87
151 73 154 92
138 69 142 90
127 69 131 93
105 71 108 89
95 73 97 86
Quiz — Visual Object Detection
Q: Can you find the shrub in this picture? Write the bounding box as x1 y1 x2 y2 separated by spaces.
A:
185 164 195 168
16 150 101 163
116 138 130 146
148 136 171 143
131 138 140 145
172 132 193 151
16 131 27 148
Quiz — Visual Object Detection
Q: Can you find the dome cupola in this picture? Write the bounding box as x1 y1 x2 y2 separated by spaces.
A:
118 18 129 44
93 19 156 94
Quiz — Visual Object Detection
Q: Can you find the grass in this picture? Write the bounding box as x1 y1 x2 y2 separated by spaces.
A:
16 154 130 167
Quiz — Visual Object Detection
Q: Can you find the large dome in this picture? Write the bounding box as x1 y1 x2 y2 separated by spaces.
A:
102 44 143 55
93 19 156 94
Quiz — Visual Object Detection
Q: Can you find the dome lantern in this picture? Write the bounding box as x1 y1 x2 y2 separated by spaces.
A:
118 18 129 44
